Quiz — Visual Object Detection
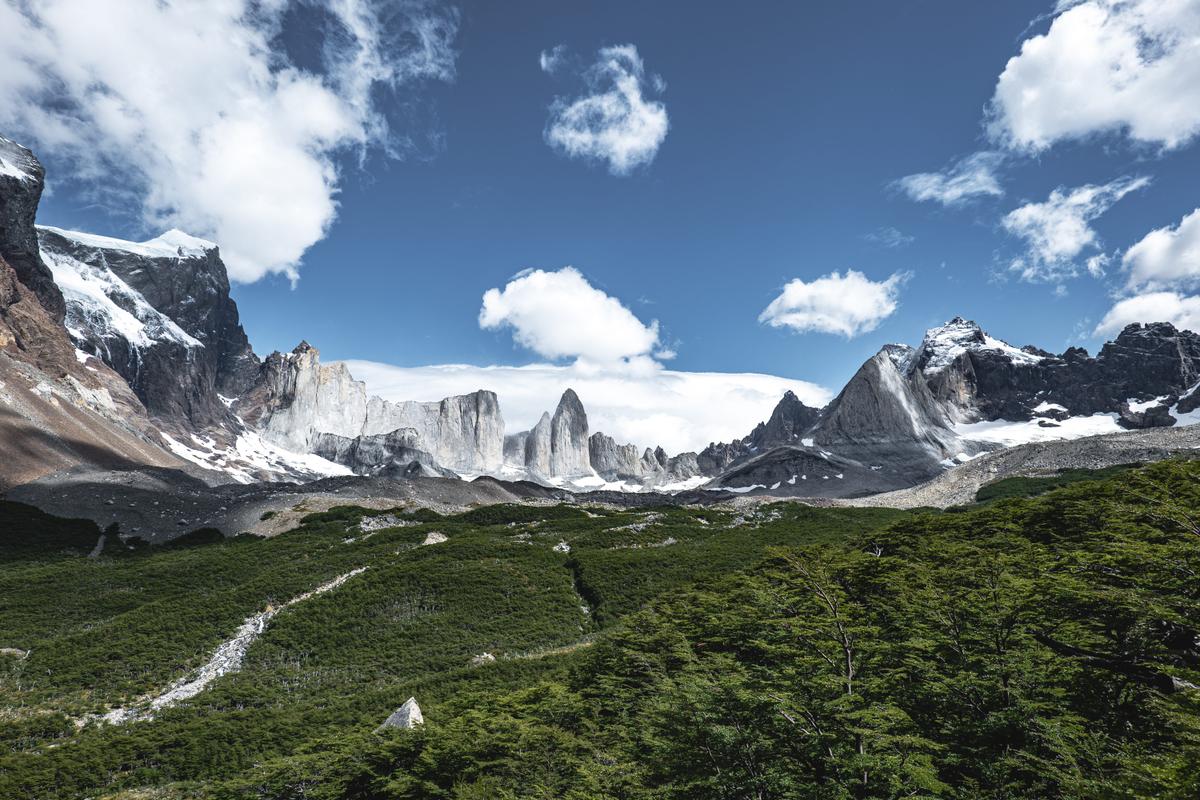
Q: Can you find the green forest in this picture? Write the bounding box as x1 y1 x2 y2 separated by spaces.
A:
2 461 1199 799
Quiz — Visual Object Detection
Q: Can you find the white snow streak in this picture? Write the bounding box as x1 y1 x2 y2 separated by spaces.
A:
102 567 368 724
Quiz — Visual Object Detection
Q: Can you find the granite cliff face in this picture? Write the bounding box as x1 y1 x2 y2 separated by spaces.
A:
504 390 592 480
242 342 504 476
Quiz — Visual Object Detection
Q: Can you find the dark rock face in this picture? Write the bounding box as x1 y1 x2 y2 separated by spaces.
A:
712 446 912 498
746 390 821 450
696 439 752 474
0 137 65 321
37 227 259 426
920 319 1200 423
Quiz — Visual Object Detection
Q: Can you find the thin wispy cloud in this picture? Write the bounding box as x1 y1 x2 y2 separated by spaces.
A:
759 269 910 338
543 44 669 176
1002 176 1149 283
864 226 915 249
894 151 1005 206
989 0 1200 151
0 0 459 283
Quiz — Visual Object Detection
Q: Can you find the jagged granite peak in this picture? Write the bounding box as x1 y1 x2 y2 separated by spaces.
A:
244 342 504 475
36 224 259 425
913 316 1045 376
0 136 65 322
746 389 821 450
550 388 591 477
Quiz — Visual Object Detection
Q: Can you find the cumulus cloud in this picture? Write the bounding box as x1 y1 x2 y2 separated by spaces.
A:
543 44 668 175
759 270 910 338
894 152 1006 206
1094 291 1200 336
1122 207 1200 291
480 267 667 368
989 0 1200 151
342 359 832 454
0 0 459 283
1002 176 1149 282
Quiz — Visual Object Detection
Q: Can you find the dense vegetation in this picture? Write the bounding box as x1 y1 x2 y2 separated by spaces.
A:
2 462 1199 798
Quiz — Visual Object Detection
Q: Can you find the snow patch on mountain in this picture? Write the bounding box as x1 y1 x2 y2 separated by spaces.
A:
954 414 1124 447
42 245 202 350
161 429 352 484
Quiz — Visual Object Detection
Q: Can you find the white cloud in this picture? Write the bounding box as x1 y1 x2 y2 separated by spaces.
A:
480 267 665 368
759 270 909 338
894 152 1005 206
341 359 832 454
0 0 458 283
1002 176 1149 282
544 44 668 175
989 0 1200 151
1122 207 1200 291
1094 291 1200 336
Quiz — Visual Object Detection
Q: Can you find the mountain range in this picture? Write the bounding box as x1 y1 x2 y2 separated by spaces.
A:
5 134 1200 502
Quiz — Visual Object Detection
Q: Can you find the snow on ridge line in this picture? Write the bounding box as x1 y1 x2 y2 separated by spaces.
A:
39 225 216 259
101 568 369 725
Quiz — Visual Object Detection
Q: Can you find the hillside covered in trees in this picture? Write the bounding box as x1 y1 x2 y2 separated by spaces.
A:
2 462 1199 798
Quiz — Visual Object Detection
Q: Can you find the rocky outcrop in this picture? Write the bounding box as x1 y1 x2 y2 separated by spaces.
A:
310 428 457 478
379 697 424 731
589 432 704 485
243 342 504 475
0 137 64 321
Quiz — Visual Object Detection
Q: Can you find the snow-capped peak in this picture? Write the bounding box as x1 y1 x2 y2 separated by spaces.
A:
38 225 215 260
916 317 1044 374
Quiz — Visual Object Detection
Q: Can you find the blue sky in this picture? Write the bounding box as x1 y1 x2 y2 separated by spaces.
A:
5 0 1200 447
